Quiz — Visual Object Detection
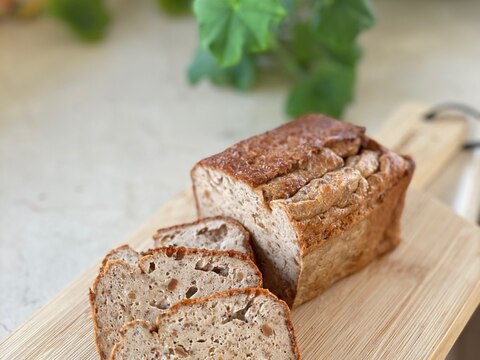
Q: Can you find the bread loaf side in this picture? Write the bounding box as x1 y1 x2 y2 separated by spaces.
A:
192 114 414 307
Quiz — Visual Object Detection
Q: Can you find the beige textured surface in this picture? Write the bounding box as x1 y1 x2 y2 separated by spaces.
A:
1 0 480 341
0 189 478 360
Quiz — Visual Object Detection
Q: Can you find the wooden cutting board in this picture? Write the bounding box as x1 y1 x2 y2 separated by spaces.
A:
0 103 478 360
0 189 478 360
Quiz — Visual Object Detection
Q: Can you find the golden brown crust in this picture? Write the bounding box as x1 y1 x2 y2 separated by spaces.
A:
194 116 412 211
291 162 414 307
152 216 255 260
89 288 104 359
100 244 133 269
92 246 137 360
282 160 414 306
196 114 365 188
286 156 415 252
113 288 301 360
194 115 414 251
90 258 138 360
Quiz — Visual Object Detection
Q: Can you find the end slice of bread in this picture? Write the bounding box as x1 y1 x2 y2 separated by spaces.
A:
102 245 139 267
90 246 262 360
153 216 254 259
111 288 301 360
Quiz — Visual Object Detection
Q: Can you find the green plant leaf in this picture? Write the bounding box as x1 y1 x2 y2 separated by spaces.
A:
188 0 375 119
290 23 361 79
280 0 296 12
291 22 320 69
286 62 355 118
46 0 109 41
157 0 192 14
314 0 375 46
193 0 286 66
322 40 362 66
188 48 257 90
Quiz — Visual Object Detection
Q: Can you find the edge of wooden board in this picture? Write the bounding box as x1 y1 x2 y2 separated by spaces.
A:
0 188 479 360
430 280 480 360
374 101 467 190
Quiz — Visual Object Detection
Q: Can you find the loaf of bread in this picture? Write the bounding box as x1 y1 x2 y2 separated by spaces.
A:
191 114 415 307
153 216 254 259
90 246 262 359
110 288 300 360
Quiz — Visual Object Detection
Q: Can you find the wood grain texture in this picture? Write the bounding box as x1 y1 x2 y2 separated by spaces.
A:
0 103 477 359
374 102 467 189
0 189 478 360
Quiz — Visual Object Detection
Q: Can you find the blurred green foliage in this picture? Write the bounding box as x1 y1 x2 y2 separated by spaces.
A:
157 0 192 14
191 0 374 118
46 0 375 118
47 0 109 41
188 49 257 90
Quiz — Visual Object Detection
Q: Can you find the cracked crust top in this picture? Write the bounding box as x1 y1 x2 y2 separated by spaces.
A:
196 114 366 188
194 114 414 221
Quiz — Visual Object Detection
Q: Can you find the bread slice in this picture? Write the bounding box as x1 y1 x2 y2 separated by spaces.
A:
90 246 262 360
153 216 254 259
101 245 139 267
111 288 301 360
191 114 415 307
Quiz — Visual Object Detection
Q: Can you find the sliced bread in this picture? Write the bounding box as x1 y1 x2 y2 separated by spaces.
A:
101 244 139 267
111 288 301 360
90 246 262 360
153 216 254 259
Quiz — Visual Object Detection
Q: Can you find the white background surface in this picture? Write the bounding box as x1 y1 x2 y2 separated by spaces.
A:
1 0 479 339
